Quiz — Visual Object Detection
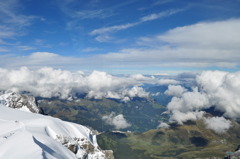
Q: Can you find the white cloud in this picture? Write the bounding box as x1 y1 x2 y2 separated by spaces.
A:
97 19 240 68
0 0 42 53
130 74 151 81
0 0 34 26
0 0 37 36
169 110 204 125
0 67 150 100
0 47 10 52
0 52 81 69
157 19 240 50
90 23 137 42
157 121 170 129
95 34 113 43
196 71 240 119
17 45 35 51
0 25 16 39
102 112 131 129
140 8 184 22
167 87 210 113
81 47 101 52
74 9 113 19
158 79 180 85
164 85 187 97
165 70 240 126
204 117 232 134
123 86 149 99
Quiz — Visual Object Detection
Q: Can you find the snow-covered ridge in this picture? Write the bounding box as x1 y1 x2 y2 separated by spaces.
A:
0 92 114 159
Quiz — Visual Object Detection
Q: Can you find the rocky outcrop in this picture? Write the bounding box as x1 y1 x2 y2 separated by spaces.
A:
0 91 40 113
56 134 114 159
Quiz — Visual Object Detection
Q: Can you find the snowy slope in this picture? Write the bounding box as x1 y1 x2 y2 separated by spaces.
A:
0 105 112 159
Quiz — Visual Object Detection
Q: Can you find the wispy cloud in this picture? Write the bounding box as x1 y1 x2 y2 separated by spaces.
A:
90 8 184 42
33 39 51 48
0 0 37 27
139 0 174 11
81 47 102 52
0 25 16 39
0 47 10 52
74 9 114 19
58 0 115 20
90 22 138 35
140 8 183 22
17 45 35 51
0 0 40 52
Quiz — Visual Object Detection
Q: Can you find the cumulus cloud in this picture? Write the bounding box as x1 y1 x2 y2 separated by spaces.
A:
0 67 150 101
157 121 170 129
102 112 131 129
165 70 240 126
164 85 187 97
204 117 232 134
196 71 240 119
167 88 210 113
169 110 204 125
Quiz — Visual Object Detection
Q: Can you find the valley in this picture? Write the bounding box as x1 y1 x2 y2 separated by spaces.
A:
37 85 240 159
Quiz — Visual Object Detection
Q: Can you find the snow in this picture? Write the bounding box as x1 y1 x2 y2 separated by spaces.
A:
0 105 106 159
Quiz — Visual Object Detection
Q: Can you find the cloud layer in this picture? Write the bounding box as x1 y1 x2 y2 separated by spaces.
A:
165 70 240 133
98 19 240 68
0 67 151 101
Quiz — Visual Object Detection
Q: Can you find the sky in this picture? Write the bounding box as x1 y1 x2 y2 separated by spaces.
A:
0 0 240 74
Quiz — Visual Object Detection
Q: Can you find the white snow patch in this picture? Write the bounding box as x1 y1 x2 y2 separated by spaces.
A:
0 105 107 159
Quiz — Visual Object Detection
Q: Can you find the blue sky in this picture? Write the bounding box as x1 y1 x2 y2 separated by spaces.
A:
0 0 240 74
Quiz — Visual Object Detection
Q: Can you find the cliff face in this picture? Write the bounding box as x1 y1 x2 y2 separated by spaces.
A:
0 92 114 159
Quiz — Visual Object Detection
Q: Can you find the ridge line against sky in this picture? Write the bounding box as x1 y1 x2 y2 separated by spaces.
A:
0 0 240 74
